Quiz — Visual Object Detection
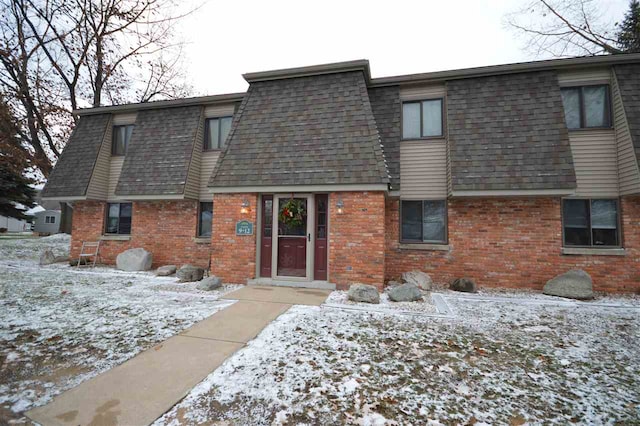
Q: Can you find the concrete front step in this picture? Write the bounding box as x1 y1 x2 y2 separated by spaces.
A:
247 277 336 290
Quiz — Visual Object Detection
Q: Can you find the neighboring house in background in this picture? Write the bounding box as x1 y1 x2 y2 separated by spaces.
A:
41 54 640 293
0 215 30 232
32 210 61 234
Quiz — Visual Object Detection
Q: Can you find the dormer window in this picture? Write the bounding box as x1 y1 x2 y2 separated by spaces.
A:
560 85 611 130
402 99 444 139
112 124 134 156
204 116 232 151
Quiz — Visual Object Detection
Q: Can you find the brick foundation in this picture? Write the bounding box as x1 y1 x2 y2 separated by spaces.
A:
385 196 640 293
210 193 258 284
71 200 210 268
69 194 640 293
329 191 386 290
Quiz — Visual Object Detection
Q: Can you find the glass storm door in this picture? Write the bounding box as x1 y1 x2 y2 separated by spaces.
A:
276 197 309 278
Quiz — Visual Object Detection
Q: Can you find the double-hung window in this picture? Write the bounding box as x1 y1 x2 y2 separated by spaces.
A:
562 199 620 247
112 125 134 155
401 200 447 244
402 99 444 139
204 117 233 150
560 85 611 129
105 203 132 235
198 202 213 237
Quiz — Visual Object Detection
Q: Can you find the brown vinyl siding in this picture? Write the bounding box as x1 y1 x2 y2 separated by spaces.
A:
85 117 113 199
400 139 447 199
569 129 619 196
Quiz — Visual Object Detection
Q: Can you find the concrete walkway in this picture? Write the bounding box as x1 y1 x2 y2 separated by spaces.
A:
27 286 330 426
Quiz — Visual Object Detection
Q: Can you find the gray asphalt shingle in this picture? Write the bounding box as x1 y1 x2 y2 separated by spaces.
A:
614 64 640 164
446 71 576 191
41 114 111 198
368 86 401 190
208 71 389 187
115 106 202 196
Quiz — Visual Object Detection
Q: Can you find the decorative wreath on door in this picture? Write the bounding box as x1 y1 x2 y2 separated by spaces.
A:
279 199 306 228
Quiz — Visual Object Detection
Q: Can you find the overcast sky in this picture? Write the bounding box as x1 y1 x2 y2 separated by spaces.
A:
177 0 629 95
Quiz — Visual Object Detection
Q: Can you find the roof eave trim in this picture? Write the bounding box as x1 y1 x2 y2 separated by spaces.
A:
243 60 371 83
450 189 576 198
370 53 640 87
110 194 186 200
74 92 246 116
41 195 88 201
209 183 389 193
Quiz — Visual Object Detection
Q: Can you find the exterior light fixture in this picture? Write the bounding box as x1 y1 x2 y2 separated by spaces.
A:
336 198 344 214
240 200 250 214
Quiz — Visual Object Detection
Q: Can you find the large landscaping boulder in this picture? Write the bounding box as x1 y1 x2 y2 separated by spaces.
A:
155 265 177 276
39 249 56 266
116 248 153 271
348 284 380 304
450 277 478 293
177 264 205 282
388 282 423 302
197 276 222 291
543 269 594 300
402 270 433 291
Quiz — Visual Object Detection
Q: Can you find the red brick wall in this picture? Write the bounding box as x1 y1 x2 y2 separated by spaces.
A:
385 196 640 293
210 193 258 284
329 191 386 290
71 200 210 268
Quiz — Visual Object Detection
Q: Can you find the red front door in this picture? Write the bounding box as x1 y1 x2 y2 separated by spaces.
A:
259 195 273 277
277 197 307 277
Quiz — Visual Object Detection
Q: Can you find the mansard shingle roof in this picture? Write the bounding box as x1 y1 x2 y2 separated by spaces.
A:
614 64 640 166
115 106 202 196
42 114 110 198
209 71 389 188
446 71 576 192
368 86 401 191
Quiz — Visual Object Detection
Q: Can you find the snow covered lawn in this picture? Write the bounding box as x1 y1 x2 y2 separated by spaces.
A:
0 235 236 423
158 291 640 425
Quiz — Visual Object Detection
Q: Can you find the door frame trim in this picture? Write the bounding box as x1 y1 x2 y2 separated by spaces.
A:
271 193 315 281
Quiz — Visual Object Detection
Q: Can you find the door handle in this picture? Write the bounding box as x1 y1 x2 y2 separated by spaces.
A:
308 233 311 242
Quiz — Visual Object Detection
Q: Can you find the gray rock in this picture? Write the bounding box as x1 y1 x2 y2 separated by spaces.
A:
387 280 402 288
116 248 153 271
177 264 205 282
53 255 69 263
450 277 478 293
39 249 56 265
388 282 423 302
155 265 177 276
197 276 222 291
348 284 380 304
402 270 433 291
543 269 594 300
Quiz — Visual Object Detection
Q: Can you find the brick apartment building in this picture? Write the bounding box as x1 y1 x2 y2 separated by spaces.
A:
42 55 640 293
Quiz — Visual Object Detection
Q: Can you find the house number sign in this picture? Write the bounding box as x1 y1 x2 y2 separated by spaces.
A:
235 220 254 236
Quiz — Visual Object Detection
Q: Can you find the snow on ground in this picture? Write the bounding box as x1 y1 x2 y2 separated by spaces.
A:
326 290 438 314
158 293 640 425
0 235 237 422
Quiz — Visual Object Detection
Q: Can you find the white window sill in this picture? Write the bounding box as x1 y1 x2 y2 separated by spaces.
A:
561 247 626 256
399 243 450 251
100 235 131 241
193 237 211 244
